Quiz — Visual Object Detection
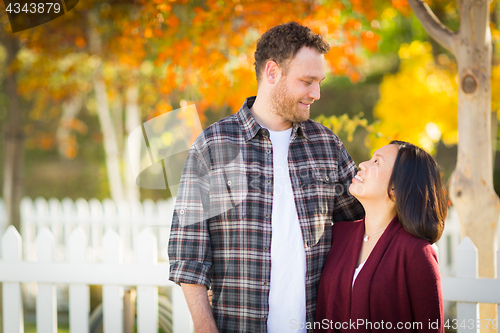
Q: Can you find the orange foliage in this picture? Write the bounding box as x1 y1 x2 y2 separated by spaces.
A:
36 132 56 150
392 0 412 16
75 36 86 48
134 0 385 116
17 0 390 142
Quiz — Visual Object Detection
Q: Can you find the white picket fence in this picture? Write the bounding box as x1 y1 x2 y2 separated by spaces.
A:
435 207 463 277
0 197 467 282
0 197 194 333
0 225 194 333
441 237 500 332
8 197 175 311
0 197 499 332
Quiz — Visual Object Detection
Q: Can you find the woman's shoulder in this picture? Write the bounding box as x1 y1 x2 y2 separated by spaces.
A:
332 219 364 236
330 219 364 248
333 219 364 230
395 227 437 257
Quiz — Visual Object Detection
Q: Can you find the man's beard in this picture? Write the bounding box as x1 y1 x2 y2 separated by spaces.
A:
270 78 309 123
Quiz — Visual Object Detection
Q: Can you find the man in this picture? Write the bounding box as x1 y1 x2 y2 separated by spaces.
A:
168 22 364 333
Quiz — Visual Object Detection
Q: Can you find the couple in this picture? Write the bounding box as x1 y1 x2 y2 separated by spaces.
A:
168 22 446 333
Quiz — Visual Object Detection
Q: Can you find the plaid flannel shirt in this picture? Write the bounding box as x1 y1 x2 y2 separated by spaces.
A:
168 96 364 333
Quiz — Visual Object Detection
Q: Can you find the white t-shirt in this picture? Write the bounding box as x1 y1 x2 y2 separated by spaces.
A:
267 128 307 333
352 260 366 287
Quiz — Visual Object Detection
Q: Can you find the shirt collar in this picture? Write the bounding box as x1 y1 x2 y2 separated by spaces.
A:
236 96 309 142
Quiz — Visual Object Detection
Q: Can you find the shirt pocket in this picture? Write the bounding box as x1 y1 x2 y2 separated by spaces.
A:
208 168 248 221
310 167 339 210
302 167 338 246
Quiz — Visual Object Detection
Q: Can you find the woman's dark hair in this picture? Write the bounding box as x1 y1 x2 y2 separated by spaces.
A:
388 140 447 244
254 21 330 84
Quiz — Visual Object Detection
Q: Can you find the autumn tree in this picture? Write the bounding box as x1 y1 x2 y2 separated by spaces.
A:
365 0 500 329
2 0 381 207
0 15 23 230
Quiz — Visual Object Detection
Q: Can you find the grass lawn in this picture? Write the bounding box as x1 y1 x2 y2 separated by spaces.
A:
24 321 70 333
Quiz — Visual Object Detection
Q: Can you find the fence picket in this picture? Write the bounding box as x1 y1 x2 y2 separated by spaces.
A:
130 201 143 263
61 198 76 258
102 198 117 231
157 199 174 262
20 198 37 310
117 201 133 263
0 199 6 255
75 198 90 238
0 197 195 333
2 226 24 333
89 199 104 262
103 227 124 332
497 246 500 330
456 237 479 333
137 228 158 333
34 197 49 230
172 285 192 333
142 199 156 228
36 227 58 333
68 227 90 333
48 198 64 260
20 197 36 261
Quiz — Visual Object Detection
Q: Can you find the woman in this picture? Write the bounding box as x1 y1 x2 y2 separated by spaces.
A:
315 140 446 333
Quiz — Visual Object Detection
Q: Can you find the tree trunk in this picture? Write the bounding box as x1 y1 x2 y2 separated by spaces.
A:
124 83 140 203
56 95 83 158
1 33 23 231
407 0 500 331
88 11 125 203
450 1 500 328
93 78 125 203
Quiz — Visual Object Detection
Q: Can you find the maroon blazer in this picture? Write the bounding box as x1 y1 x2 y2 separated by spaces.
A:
314 217 443 333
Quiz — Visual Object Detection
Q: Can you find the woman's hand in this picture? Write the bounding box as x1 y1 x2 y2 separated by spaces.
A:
208 288 213 306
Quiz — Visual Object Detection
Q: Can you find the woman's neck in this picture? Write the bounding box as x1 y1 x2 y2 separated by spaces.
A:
361 200 397 235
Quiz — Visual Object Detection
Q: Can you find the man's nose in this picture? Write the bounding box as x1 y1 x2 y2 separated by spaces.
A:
358 162 367 171
309 83 320 100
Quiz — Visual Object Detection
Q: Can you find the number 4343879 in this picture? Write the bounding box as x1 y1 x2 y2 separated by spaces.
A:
444 319 498 329
5 2 62 14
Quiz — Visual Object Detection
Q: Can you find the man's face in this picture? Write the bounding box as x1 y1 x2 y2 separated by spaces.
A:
270 47 326 123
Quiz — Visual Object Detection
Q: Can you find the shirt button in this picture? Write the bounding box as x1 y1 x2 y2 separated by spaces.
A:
266 149 271 154
265 214 270 218
325 176 330 181
227 180 232 186
263 281 268 286
266 179 272 185
264 247 268 251
179 209 185 215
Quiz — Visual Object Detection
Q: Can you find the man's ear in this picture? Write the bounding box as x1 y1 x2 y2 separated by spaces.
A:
265 61 279 84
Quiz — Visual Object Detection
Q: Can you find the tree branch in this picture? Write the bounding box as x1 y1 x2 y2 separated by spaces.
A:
406 0 457 56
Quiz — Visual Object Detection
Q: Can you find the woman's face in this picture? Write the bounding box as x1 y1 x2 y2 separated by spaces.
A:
349 144 399 201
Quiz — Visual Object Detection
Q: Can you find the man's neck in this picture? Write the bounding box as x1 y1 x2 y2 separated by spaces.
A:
249 94 293 131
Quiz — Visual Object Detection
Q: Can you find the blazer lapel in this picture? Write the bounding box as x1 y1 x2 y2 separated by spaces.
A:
340 219 366 317
350 216 402 328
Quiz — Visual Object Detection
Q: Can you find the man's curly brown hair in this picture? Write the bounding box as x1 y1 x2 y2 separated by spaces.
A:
254 21 330 84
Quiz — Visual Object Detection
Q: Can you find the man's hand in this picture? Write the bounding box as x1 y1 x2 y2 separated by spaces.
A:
181 283 219 333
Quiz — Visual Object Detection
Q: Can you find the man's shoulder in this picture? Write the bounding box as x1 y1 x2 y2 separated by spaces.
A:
193 114 240 147
302 118 343 145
